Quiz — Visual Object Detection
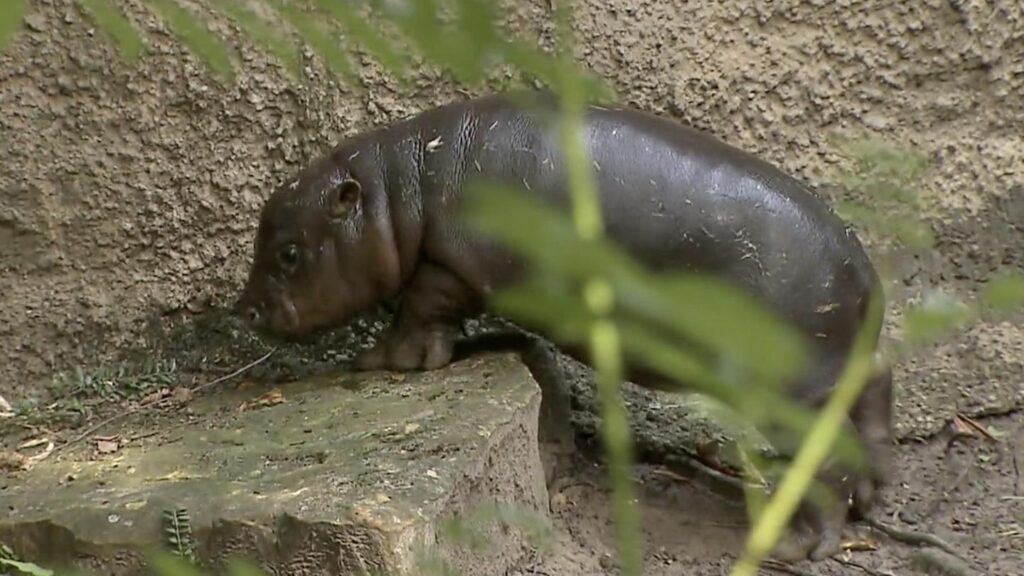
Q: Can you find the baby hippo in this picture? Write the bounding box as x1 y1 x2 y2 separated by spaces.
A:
235 91 894 561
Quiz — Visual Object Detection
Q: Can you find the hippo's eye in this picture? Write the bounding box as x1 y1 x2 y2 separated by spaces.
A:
278 243 300 272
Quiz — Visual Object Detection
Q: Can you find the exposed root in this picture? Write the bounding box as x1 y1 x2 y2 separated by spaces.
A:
761 559 818 576
864 517 967 562
832 557 897 576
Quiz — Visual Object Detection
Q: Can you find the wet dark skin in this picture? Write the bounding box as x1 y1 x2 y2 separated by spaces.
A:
236 91 894 562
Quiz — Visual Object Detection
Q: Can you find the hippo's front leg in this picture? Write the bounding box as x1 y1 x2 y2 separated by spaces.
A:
353 262 480 372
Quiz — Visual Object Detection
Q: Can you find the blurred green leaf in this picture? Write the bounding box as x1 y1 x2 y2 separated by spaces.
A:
77 0 145 62
489 280 593 344
311 0 410 80
0 558 54 576
0 0 26 54
225 558 268 576
627 272 808 385
449 0 500 84
267 0 352 81
887 217 935 251
217 0 301 80
615 319 740 402
148 0 235 80
829 134 929 184
981 273 1024 312
902 291 974 346
378 0 444 62
837 198 934 252
439 514 493 552
461 182 808 384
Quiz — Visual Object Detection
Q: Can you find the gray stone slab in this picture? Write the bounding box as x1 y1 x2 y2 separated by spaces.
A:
0 353 549 576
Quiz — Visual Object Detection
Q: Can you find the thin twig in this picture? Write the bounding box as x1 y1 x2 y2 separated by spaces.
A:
54 349 275 454
192 348 276 395
1013 449 1021 496
864 517 967 561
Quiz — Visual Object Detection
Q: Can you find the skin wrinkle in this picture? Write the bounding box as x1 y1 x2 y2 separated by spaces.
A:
371 139 403 298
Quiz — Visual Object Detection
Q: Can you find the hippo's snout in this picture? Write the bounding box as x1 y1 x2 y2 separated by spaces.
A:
241 305 262 328
233 288 266 331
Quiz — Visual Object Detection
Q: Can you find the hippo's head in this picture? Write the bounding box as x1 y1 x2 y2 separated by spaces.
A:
235 152 402 342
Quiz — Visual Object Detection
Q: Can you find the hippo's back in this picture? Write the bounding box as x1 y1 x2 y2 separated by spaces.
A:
576 105 880 344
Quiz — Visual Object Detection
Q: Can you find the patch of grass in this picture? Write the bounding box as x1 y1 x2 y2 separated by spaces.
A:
76 0 145 62
48 356 180 409
146 0 235 81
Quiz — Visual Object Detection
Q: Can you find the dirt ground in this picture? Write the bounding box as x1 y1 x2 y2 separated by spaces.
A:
2 0 1023 575
510 411 1023 576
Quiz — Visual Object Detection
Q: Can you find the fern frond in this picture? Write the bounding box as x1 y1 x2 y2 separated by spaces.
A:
162 507 197 563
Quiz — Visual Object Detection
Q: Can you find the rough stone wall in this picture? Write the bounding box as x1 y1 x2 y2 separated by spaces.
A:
1 0 1022 433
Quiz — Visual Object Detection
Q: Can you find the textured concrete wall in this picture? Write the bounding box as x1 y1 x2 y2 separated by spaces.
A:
1 0 1022 420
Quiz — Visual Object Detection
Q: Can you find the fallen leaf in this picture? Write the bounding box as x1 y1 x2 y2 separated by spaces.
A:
141 388 170 405
240 388 286 411
426 469 439 479
374 493 391 504
0 394 13 417
840 538 878 552
952 413 998 442
257 388 285 406
170 387 193 404
404 423 421 434
96 439 120 454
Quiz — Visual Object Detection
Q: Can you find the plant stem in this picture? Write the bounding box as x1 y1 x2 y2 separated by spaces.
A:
555 35 642 576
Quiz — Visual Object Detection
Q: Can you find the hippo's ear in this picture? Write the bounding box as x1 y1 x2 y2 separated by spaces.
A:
325 178 361 218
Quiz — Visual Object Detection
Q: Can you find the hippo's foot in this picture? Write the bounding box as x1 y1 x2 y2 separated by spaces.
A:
769 473 853 562
769 450 889 562
353 319 460 372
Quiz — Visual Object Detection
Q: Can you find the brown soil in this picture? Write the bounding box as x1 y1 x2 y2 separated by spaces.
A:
512 411 1024 576
2 0 1022 575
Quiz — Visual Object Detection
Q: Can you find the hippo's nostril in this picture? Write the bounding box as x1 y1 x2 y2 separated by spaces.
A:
245 307 260 325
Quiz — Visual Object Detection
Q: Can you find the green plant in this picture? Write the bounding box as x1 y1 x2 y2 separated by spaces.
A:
0 0 26 54
2 2 1023 576
162 509 198 564
0 544 54 576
